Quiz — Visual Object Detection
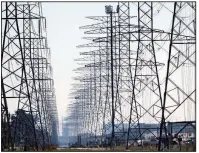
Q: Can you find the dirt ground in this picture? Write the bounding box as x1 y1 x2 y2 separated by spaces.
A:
53 144 196 152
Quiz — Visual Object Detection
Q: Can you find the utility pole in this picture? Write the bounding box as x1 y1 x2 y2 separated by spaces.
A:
110 7 115 149
105 5 118 149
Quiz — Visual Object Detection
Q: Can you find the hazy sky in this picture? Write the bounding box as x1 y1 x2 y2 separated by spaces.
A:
42 2 118 121
41 2 195 126
41 2 172 121
1 1 195 137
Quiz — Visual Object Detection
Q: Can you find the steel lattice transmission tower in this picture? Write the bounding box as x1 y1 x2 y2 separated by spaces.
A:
66 1 196 151
159 2 196 151
1 2 58 151
126 2 165 149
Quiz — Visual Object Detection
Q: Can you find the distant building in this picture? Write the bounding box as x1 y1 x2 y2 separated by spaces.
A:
167 121 195 135
58 118 70 147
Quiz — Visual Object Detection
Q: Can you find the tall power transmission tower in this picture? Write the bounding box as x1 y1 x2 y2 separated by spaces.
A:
159 2 196 151
1 2 58 151
67 1 196 151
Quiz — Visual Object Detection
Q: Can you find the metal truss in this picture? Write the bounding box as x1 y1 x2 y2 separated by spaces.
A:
126 2 165 149
66 1 196 151
1 2 58 151
159 2 196 151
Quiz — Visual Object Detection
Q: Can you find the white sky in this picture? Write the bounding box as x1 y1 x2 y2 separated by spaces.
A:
1 2 196 136
41 2 195 127
41 2 173 121
42 2 118 121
